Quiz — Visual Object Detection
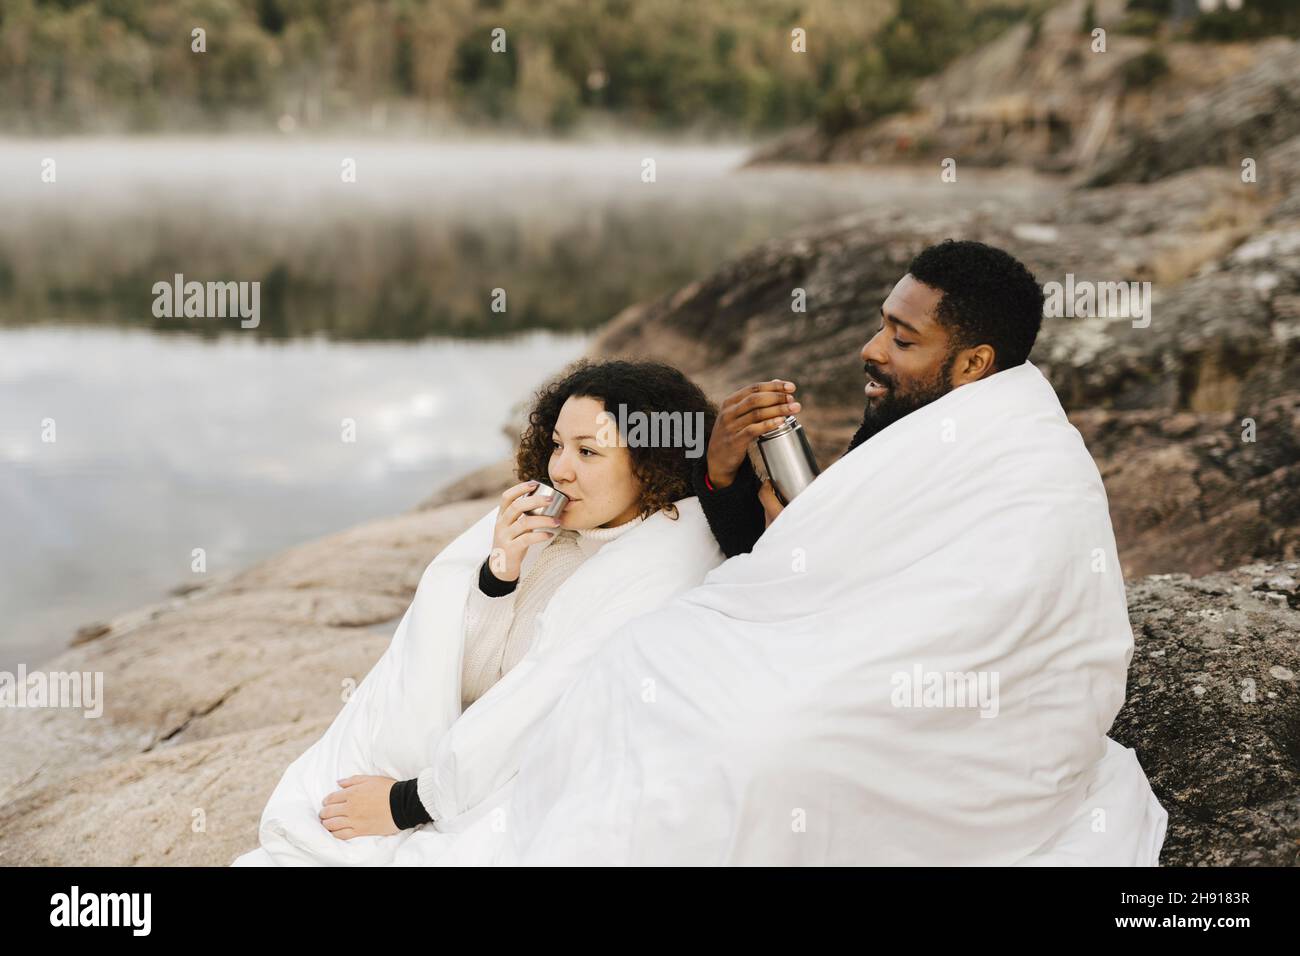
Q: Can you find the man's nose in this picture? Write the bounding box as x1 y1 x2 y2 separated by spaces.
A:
861 328 889 367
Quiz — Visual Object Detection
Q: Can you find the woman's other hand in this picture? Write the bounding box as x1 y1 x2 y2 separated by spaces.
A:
488 480 563 582
320 775 400 840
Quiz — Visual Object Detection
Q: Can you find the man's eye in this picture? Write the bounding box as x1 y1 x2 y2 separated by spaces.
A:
894 338 912 348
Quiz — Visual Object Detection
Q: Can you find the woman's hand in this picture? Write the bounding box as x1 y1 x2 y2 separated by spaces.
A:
758 477 785 529
705 380 799 488
488 480 563 582
320 775 401 840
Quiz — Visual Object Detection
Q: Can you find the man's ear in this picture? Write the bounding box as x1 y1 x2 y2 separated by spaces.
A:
952 344 996 386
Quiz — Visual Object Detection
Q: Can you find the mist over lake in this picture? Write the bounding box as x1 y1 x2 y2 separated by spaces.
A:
0 136 1056 336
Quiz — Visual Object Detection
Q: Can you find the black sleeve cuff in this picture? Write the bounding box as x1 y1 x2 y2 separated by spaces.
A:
389 777 432 830
690 454 760 500
478 556 519 597
690 454 766 558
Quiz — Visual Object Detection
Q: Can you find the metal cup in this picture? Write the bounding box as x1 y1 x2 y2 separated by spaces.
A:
528 481 569 518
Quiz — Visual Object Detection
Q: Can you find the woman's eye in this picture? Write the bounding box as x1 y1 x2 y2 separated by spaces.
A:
579 447 594 457
551 440 561 451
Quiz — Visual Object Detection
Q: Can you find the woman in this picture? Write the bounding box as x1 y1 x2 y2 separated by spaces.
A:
233 359 724 865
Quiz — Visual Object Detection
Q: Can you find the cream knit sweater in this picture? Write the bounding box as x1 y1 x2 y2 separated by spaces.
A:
412 514 646 824
459 513 645 708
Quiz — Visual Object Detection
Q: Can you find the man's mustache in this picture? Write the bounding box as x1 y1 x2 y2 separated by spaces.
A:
863 363 894 390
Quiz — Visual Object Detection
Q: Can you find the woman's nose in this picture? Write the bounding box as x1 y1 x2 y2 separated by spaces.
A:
550 451 576 484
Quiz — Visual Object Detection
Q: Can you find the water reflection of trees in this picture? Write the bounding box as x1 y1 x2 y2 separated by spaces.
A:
0 199 828 340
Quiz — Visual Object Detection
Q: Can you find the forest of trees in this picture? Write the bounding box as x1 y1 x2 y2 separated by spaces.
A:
3 0 1292 134
0 0 1043 133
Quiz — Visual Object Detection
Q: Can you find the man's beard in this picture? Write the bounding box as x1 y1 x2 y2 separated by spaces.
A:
846 351 957 455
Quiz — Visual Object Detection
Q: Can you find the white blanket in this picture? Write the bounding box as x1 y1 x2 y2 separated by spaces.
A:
231 496 723 866
494 361 1168 865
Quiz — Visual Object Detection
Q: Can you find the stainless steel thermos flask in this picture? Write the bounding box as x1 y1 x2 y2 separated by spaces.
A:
756 416 820 505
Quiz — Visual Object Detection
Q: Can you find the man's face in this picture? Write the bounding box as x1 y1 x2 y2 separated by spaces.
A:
847 274 959 453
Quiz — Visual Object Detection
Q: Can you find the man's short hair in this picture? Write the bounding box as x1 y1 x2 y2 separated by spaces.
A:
906 239 1044 370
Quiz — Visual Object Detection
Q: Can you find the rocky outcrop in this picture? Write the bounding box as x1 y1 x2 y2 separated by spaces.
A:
1084 39 1300 186
1113 565 1300 866
0 720 330 867
1072 394 1300 579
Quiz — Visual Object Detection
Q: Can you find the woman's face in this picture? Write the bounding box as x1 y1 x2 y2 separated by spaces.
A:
548 395 643 530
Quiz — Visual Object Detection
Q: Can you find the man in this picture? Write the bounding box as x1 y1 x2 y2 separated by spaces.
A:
691 239 1046 555
487 239 1169 866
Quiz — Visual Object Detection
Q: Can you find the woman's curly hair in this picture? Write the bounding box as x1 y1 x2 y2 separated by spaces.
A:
515 359 717 522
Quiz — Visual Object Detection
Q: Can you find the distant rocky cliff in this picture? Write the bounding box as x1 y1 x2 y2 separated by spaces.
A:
751 0 1298 186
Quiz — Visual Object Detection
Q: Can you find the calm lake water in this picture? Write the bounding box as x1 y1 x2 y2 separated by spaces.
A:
0 327 588 670
0 137 1060 668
